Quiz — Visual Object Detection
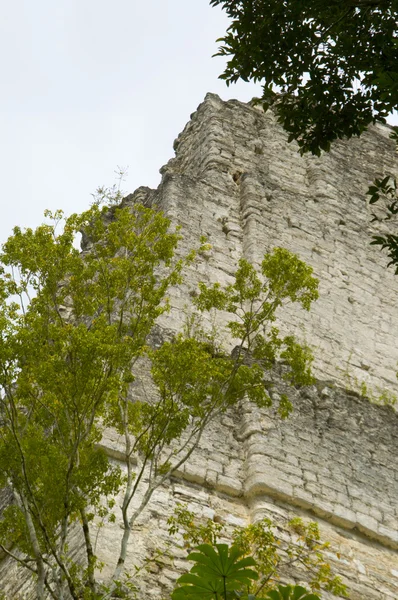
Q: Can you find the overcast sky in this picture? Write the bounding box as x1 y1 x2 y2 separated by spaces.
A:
0 1 262 245
1 1 396 246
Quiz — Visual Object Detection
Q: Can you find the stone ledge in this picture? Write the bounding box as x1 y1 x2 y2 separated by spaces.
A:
244 473 398 551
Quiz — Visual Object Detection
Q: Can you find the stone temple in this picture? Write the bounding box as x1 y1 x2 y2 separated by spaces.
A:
1 94 398 599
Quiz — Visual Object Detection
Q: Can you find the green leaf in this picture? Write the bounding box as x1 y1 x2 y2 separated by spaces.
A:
173 544 258 600
264 584 321 600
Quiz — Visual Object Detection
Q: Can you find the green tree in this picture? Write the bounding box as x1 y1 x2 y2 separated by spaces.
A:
0 197 318 599
211 0 398 155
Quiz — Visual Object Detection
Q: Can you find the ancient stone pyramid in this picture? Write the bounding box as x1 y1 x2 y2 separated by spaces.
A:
1 94 397 599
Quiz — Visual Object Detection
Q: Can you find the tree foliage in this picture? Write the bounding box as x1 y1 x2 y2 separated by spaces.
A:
367 131 398 271
0 197 318 599
211 0 398 155
211 0 398 271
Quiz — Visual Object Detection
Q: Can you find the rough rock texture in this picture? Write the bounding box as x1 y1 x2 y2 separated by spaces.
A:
1 94 398 599
157 93 398 394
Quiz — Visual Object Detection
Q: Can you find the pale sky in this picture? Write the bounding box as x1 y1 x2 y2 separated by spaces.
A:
1 1 396 245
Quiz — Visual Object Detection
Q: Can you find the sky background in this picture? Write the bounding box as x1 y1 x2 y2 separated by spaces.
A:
1 1 397 245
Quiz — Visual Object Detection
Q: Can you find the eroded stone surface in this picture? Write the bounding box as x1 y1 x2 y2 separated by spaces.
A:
158 93 398 394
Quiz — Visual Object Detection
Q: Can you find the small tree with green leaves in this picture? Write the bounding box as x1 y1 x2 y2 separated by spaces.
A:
0 196 318 599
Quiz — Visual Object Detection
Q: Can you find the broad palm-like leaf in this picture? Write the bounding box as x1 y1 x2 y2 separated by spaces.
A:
172 543 258 600
264 584 321 600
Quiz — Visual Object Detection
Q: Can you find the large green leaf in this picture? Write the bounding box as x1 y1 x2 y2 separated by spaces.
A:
264 584 321 600
172 544 258 600
172 572 225 600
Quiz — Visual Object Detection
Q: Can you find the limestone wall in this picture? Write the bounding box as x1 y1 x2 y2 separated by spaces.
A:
159 93 398 394
90 377 398 600
134 94 398 598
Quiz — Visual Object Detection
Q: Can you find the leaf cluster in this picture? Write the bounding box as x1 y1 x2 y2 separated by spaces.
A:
211 0 398 154
193 248 318 399
172 543 258 600
172 542 321 600
367 166 398 271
